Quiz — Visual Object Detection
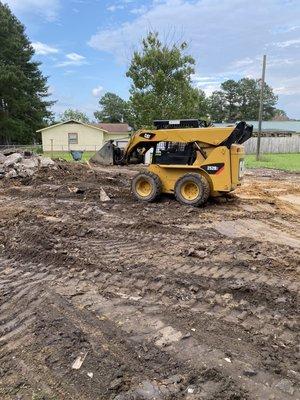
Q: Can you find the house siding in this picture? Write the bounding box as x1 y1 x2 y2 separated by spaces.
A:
41 123 104 152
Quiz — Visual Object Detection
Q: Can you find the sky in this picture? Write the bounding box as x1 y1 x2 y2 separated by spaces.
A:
5 0 300 119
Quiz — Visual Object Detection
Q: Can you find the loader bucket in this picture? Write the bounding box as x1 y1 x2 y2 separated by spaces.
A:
90 141 115 165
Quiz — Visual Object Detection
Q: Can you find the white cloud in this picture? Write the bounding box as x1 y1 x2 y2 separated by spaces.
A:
92 86 105 97
192 74 224 95
66 53 85 61
87 0 300 118
5 0 60 20
32 41 59 55
231 57 254 69
130 5 148 15
274 77 300 95
48 85 55 95
107 4 124 12
274 38 300 48
56 53 87 67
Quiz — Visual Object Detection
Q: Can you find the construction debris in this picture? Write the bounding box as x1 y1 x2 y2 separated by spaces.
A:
0 151 56 179
71 352 88 370
99 187 110 202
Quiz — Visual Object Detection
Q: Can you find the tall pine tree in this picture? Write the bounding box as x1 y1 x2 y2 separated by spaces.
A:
0 2 54 144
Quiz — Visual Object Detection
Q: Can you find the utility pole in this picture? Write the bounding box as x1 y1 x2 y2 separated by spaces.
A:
256 54 267 160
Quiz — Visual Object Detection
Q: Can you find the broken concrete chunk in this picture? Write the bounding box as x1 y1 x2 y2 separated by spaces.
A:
1 150 56 179
3 153 23 168
2 148 24 156
5 169 18 179
17 157 39 170
186 248 208 259
71 352 87 370
0 153 6 164
39 156 55 168
99 187 110 202
18 168 35 178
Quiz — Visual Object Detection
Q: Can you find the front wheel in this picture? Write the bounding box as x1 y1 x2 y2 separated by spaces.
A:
131 172 162 202
175 173 210 206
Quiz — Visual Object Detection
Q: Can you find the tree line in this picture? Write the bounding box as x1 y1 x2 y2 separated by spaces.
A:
0 3 283 144
62 33 280 128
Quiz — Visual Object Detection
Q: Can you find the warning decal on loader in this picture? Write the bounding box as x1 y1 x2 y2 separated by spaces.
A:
202 163 225 175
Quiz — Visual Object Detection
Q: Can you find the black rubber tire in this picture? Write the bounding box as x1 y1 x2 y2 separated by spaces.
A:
174 173 210 207
131 172 162 202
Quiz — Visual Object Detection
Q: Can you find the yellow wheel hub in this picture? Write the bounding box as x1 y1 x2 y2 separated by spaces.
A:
181 181 200 201
136 179 152 197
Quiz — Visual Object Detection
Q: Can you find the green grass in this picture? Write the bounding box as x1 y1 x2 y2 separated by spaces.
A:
245 153 300 172
43 151 96 162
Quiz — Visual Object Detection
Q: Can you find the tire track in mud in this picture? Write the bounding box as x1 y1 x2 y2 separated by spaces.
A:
2 216 299 356
1 225 298 396
53 278 293 400
0 259 55 356
1 255 247 400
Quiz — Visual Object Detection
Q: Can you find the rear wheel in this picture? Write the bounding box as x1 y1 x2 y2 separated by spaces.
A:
131 172 162 202
175 173 210 206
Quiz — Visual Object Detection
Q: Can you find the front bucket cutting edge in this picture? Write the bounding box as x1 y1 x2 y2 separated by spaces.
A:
90 141 115 165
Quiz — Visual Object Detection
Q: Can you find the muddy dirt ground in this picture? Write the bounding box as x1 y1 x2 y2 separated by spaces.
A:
0 163 299 400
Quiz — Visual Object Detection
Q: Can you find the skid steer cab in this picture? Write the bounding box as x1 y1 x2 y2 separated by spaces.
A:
92 119 253 206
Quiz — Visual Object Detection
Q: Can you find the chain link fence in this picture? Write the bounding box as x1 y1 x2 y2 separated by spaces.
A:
0 144 43 153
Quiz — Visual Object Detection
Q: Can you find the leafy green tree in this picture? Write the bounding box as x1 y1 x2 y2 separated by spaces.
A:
60 108 90 123
208 91 227 122
220 80 240 121
209 78 278 122
273 108 289 120
237 78 277 120
94 92 130 123
126 32 204 127
0 2 54 144
194 89 209 119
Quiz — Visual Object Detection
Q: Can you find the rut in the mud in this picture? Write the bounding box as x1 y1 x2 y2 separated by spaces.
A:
0 163 299 400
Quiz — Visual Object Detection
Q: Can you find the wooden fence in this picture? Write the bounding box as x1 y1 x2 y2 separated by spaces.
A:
244 135 300 154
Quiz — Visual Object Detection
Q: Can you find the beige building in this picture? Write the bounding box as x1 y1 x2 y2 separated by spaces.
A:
95 123 132 148
37 120 131 152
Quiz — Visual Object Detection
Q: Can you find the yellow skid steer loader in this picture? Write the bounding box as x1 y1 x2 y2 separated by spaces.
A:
91 119 253 206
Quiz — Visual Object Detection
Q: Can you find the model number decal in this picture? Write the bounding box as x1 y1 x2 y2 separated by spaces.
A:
202 163 225 175
207 166 219 171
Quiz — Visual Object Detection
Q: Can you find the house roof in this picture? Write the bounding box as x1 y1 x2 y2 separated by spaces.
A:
36 119 108 133
94 123 131 133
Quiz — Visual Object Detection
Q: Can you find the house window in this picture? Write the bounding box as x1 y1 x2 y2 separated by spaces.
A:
68 132 78 144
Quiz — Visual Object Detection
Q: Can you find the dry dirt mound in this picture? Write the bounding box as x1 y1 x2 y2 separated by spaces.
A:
0 164 299 400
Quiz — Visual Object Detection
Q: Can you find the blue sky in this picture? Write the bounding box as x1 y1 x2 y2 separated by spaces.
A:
6 0 300 119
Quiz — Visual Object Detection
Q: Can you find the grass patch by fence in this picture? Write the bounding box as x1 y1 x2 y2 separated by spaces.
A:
43 151 96 162
245 153 300 172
